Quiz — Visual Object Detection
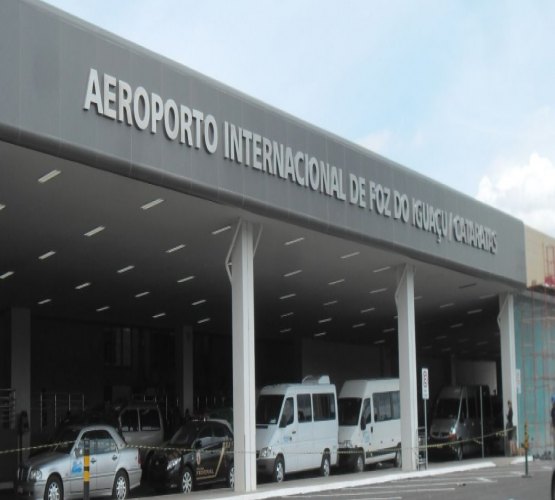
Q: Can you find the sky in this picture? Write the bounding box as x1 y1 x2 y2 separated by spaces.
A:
44 0 555 238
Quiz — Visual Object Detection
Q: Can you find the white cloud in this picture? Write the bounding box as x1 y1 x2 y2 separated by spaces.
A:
476 153 555 237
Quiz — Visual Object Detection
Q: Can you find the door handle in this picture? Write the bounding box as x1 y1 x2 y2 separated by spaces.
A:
112 455 118 461
292 431 296 434
90 458 96 464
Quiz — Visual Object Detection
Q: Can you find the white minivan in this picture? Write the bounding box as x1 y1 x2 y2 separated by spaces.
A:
256 375 338 482
338 379 401 472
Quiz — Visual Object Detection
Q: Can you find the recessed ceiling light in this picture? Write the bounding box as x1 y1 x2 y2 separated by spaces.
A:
280 312 294 318
212 225 232 235
96 306 110 312
370 288 387 294
458 338 469 343
441 347 451 352
0 271 14 280
383 327 395 333
117 265 135 274
38 298 51 305
323 300 338 306
361 307 375 313
439 302 454 309
166 244 186 253
279 293 296 300
0 204 5 210
192 299 206 306
314 332 326 337
467 308 483 315
373 266 391 273
374 339 386 345
284 237 304 246
479 294 496 300
328 278 345 286
476 341 488 346
352 323 366 329
38 169 61 183
435 335 447 340
318 317 332 324
280 328 292 333
197 317 211 324
459 283 477 289
284 269 302 278
84 226 105 237
75 282 91 290
414 296 423 301
340 251 360 259
450 323 463 328
422 345 432 350
135 291 150 298
177 275 195 283
141 198 164 210
38 251 56 260
152 312 166 319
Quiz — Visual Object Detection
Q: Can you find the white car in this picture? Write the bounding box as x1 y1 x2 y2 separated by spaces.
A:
16 424 141 500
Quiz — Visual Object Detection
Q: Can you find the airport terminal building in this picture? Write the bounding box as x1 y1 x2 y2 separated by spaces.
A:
1 0 554 491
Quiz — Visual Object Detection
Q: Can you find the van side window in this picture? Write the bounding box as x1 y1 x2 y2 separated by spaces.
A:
121 409 138 432
140 407 161 430
313 393 336 421
297 394 312 423
280 397 294 427
374 391 400 422
362 398 372 424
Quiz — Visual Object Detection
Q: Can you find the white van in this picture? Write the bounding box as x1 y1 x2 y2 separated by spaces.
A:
338 379 401 472
256 375 338 482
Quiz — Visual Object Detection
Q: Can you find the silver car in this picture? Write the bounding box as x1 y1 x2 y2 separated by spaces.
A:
16 424 142 500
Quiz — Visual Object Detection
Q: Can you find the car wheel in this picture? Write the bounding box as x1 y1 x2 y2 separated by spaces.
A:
180 466 194 493
44 476 63 500
320 452 331 477
394 447 402 468
112 470 129 500
227 464 235 489
354 452 364 473
273 456 285 483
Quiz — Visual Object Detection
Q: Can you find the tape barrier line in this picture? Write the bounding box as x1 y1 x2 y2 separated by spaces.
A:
0 441 74 456
0 429 513 457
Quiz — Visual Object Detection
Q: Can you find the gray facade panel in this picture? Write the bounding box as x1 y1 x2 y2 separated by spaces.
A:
0 0 526 286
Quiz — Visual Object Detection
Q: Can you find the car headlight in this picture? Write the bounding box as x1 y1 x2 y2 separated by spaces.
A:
259 447 273 458
29 469 42 481
167 457 180 471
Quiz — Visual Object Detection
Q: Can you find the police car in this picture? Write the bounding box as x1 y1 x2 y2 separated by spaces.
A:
146 419 234 493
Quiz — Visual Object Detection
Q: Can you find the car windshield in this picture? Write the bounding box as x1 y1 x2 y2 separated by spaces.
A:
170 423 198 447
434 398 460 419
338 398 362 426
256 395 284 425
49 427 80 454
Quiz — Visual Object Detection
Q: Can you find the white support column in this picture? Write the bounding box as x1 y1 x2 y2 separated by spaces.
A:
498 294 518 443
11 308 31 454
395 265 418 471
230 221 257 493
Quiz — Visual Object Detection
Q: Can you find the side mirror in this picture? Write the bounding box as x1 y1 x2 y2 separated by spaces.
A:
194 439 202 450
360 419 366 431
